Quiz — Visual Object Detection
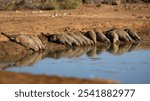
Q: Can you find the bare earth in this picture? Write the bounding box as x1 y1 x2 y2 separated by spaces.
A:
0 4 150 40
0 4 150 84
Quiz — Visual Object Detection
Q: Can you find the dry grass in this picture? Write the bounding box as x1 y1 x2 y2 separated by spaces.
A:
0 0 82 10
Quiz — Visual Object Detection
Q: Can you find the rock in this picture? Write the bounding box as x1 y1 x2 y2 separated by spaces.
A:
124 28 140 41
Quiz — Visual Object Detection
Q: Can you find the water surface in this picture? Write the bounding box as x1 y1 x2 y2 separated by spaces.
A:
1 42 150 83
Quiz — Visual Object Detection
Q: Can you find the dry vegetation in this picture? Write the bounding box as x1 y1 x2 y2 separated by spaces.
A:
0 0 149 11
0 0 82 10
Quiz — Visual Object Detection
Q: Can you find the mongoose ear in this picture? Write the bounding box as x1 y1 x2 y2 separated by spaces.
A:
41 32 50 37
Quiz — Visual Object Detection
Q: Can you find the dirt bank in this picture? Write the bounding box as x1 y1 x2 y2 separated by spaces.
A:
0 71 117 84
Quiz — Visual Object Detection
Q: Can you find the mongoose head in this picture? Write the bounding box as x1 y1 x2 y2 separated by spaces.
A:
124 29 140 41
48 35 57 42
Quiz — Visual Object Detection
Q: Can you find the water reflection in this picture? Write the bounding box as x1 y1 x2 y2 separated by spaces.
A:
47 45 96 58
0 42 145 70
0 52 45 70
15 53 44 67
108 44 132 55
47 42 141 59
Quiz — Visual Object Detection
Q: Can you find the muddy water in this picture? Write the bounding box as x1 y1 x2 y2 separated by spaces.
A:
0 42 150 84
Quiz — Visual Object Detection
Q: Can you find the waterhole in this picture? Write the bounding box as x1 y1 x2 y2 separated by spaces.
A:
0 42 150 83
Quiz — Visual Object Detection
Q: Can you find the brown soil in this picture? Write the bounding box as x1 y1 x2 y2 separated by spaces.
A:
0 4 150 37
0 4 150 84
0 71 117 84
